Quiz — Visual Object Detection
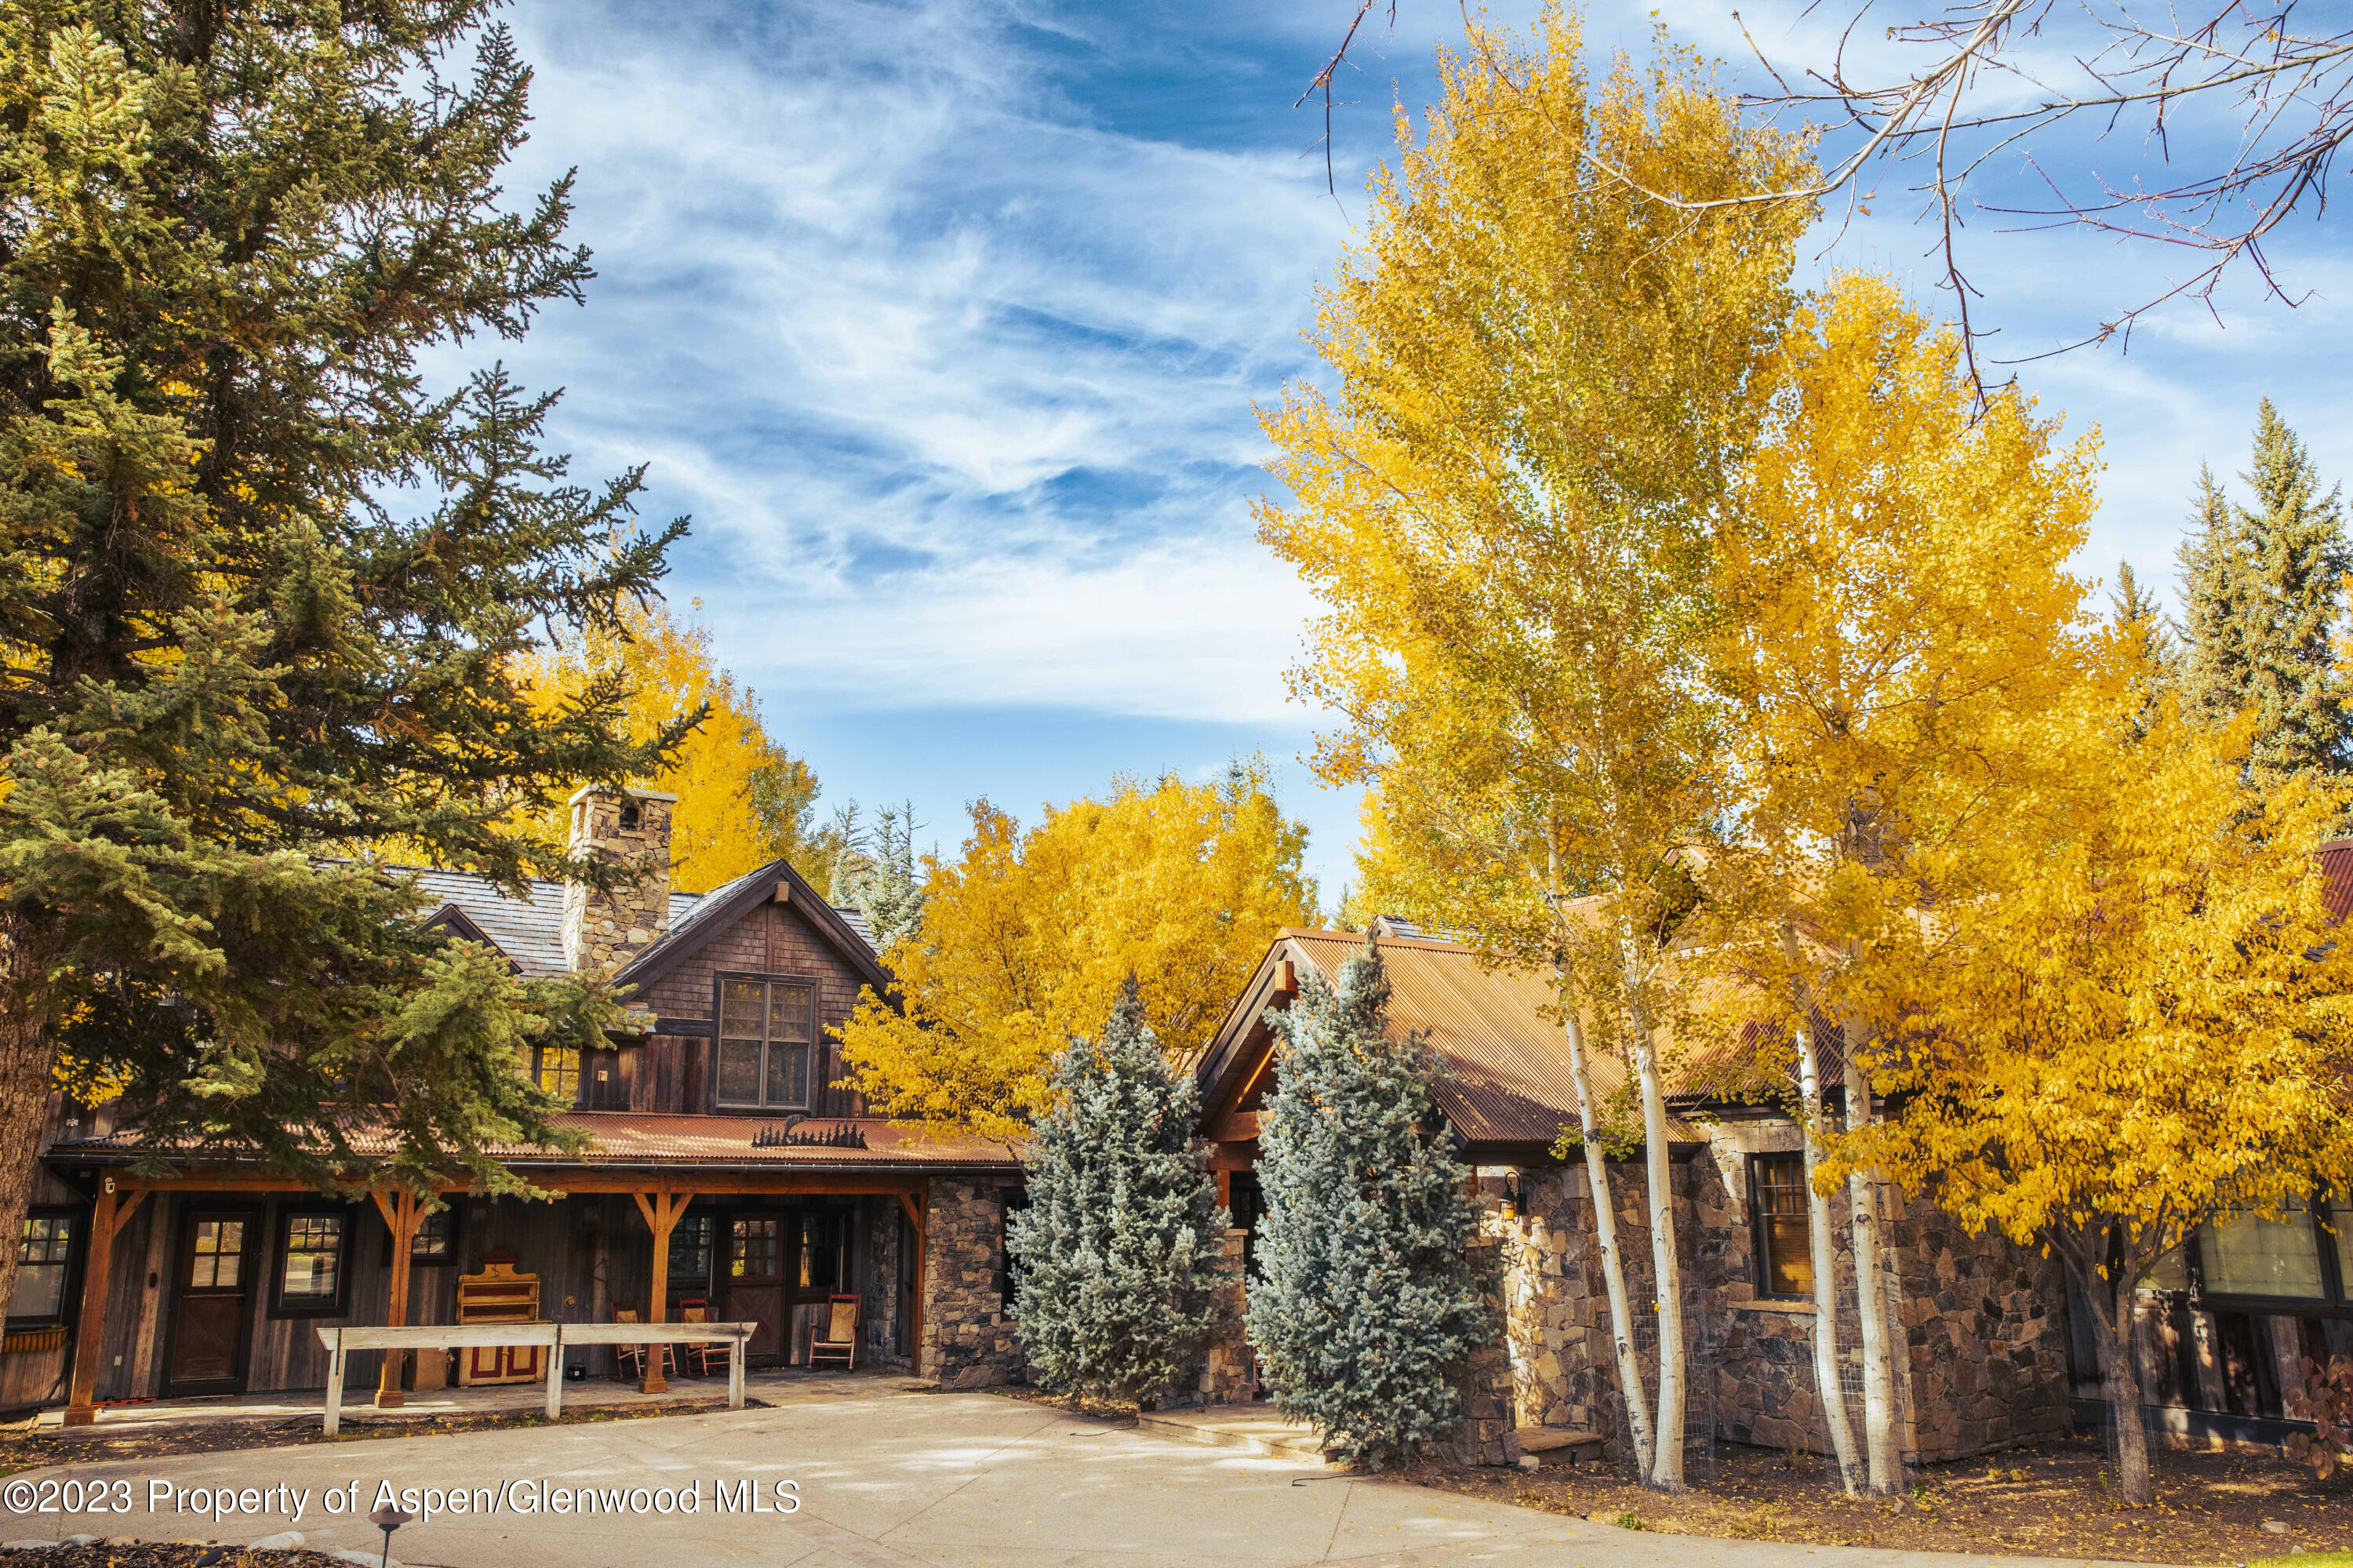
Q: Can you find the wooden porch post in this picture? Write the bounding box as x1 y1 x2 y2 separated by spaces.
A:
631 1189 689 1393
62 1184 146 1427
898 1188 927 1379
369 1188 424 1409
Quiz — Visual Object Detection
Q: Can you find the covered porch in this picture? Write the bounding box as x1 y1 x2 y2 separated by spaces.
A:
43 1142 951 1427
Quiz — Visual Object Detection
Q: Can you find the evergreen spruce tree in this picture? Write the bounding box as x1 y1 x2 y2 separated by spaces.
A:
1246 940 1489 1468
2110 562 2177 733
2237 401 2350 773
0 5 689 1311
856 802 927 952
2174 406 2352 770
2176 464 2254 726
1006 980 1228 1406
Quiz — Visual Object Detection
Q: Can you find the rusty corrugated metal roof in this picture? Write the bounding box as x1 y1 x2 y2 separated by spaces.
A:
50 1113 1021 1173
1280 931 1705 1149
2320 839 2353 925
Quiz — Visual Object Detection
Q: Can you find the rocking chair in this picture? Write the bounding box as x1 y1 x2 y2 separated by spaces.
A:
807 1294 860 1371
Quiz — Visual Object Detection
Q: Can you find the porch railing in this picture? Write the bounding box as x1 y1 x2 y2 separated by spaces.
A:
312 1321 757 1435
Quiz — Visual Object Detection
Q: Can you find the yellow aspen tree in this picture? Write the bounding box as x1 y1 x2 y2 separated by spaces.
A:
1838 697 2353 1507
838 766 1314 1144
514 595 831 893
1258 10 1812 1490
1701 274 2101 1493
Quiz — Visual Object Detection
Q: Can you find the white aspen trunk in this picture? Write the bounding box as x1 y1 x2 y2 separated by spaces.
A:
1780 926 1862 1495
1843 1053 1901 1493
1623 955 1686 1492
1558 1002 1656 1481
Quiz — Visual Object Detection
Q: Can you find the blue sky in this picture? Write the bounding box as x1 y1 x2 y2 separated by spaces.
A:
479 0 2353 903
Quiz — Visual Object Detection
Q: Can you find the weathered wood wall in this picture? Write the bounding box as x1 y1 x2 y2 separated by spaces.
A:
631 898 870 1118
74 1189 904 1399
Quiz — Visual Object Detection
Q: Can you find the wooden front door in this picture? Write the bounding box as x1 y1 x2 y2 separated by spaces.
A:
726 1214 785 1361
167 1210 254 1393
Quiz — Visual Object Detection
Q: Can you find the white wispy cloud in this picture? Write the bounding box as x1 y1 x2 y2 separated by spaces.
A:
480 0 1358 726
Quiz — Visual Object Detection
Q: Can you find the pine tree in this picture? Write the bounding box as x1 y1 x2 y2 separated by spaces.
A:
2174 406 2352 770
0 6 686 1312
853 802 927 952
2238 402 2350 773
2175 465 2253 726
1246 940 1490 1468
2111 562 2177 734
1005 981 1229 1407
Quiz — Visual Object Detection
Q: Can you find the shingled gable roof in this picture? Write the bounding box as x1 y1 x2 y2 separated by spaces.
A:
420 901 518 972
1198 927 1704 1157
613 853 891 996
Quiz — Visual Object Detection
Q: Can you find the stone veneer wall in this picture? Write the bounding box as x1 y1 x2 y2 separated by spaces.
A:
860 1198 906 1366
1478 1116 2073 1473
1481 1159 1711 1470
1450 1238 1522 1467
921 1177 1026 1388
1192 1228 1253 1406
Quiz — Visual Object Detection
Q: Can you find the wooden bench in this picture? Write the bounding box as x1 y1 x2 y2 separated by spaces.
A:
313 1320 756 1435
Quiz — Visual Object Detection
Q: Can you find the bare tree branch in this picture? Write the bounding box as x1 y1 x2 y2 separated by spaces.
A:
1306 0 2353 394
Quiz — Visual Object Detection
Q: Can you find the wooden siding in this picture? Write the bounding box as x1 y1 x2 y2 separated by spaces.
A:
631 898 870 1118
80 1188 904 1397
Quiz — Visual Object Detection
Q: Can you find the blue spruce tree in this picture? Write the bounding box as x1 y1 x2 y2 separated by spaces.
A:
1246 940 1490 1467
1006 980 1228 1406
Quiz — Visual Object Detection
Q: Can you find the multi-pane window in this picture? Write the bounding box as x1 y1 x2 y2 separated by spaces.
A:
670 1214 714 1292
2203 1196 2326 1298
717 977 816 1109
731 1216 782 1280
798 1210 846 1292
534 1046 580 1101
2186 1192 2350 1307
9 1213 75 1322
1751 1153 1814 1299
275 1212 347 1313
188 1219 244 1289
412 1209 456 1264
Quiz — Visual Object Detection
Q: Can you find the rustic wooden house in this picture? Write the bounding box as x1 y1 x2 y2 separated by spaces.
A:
2 786 1027 1422
1193 922 2353 1464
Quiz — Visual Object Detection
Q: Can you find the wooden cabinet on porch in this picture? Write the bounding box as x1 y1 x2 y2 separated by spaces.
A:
454 1253 543 1386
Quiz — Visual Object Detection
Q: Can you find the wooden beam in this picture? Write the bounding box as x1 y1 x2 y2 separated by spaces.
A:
898 1190 927 1379
633 1188 690 1392
373 1187 424 1409
96 1173 492 1195
61 1184 140 1427
77 1169 956 1198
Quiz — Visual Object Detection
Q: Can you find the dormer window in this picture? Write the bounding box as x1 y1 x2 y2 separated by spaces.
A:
619 802 641 832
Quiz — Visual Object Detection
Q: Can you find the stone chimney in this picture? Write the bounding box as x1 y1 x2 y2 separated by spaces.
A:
562 784 677 973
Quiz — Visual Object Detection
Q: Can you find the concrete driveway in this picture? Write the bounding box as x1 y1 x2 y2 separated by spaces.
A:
3 1386 2152 1568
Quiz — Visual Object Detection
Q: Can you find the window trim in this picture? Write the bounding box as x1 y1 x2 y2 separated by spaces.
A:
667 1211 715 1294
6 1205 85 1331
711 970 821 1112
2184 1193 2351 1320
269 1205 355 1319
532 1043 583 1107
1747 1151 1815 1303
